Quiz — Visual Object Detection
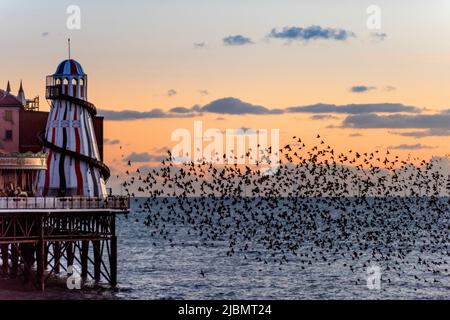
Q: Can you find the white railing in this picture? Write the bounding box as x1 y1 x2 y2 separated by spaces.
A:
0 196 129 211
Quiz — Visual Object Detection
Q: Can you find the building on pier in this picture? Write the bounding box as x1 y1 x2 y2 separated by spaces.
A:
0 81 104 196
37 59 108 197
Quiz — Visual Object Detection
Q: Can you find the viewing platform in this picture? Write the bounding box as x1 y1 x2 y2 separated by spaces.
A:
0 196 129 212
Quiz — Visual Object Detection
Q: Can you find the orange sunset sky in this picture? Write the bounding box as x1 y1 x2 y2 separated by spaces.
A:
1 0 450 191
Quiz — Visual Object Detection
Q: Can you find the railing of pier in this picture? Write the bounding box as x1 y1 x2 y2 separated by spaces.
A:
0 196 130 211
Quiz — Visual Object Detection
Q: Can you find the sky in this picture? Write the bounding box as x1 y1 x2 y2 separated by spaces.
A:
1 0 450 191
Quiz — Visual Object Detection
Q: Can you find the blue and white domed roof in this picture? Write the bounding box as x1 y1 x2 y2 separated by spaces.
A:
54 59 85 76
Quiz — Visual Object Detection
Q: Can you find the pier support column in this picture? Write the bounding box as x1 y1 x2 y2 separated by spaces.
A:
54 242 61 274
44 242 49 269
37 216 45 291
110 236 117 286
93 240 101 281
11 244 18 277
110 216 117 286
81 240 89 278
1 244 8 275
67 242 74 267
22 244 35 283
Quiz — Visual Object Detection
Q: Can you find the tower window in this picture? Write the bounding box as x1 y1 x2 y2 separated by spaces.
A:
4 111 13 122
5 130 13 141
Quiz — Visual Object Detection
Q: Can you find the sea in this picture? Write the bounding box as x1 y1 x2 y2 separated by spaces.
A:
0 197 449 300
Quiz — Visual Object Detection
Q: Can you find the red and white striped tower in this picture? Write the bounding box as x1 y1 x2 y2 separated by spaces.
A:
37 54 109 197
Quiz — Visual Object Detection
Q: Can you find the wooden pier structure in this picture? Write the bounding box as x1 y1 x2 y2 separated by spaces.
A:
0 196 129 291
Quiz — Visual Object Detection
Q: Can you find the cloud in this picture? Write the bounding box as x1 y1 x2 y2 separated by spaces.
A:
342 113 450 129
236 127 258 135
41 32 49 37
217 127 259 136
125 152 165 163
125 152 150 162
98 108 198 120
104 138 120 145
169 106 196 114
201 97 282 115
201 100 417 116
153 146 171 154
167 89 177 97
388 144 434 150
100 98 422 121
310 114 338 120
193 42 205 48
390 128 450 138
350 85 376 93
371 32 387 41
287 103 420 114
137 165 161 172
349 133 363 137
216 117 226 121
384 86 396 91
223 35 253 46
268 25 355 42
199 90 209 96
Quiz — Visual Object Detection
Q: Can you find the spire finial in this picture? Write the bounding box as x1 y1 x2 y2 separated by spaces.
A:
17 80 26 106
6 81 11 93
68 38 71 60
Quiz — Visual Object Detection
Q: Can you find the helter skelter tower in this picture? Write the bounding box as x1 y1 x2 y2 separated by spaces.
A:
37 44 109 197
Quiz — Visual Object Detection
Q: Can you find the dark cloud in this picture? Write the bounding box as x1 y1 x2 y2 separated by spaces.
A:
223 35 253 46
169 106 194 114
310 114 339 120
237 128 258 135
390 129 450 138
125 152 150 162
167 89 177 97
104 138 120 145
342 113 450 129
200 100 415 116
268 25 355 42
371 32 387 41
100 98 422 121
137 165 160 172
125 152 165 163
287 103 420 114
350 85 376 93
98 108 198 121
201 97 282 115
388 144 434 150
153 146 171 154
384 86 396 91
349 133 363 137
